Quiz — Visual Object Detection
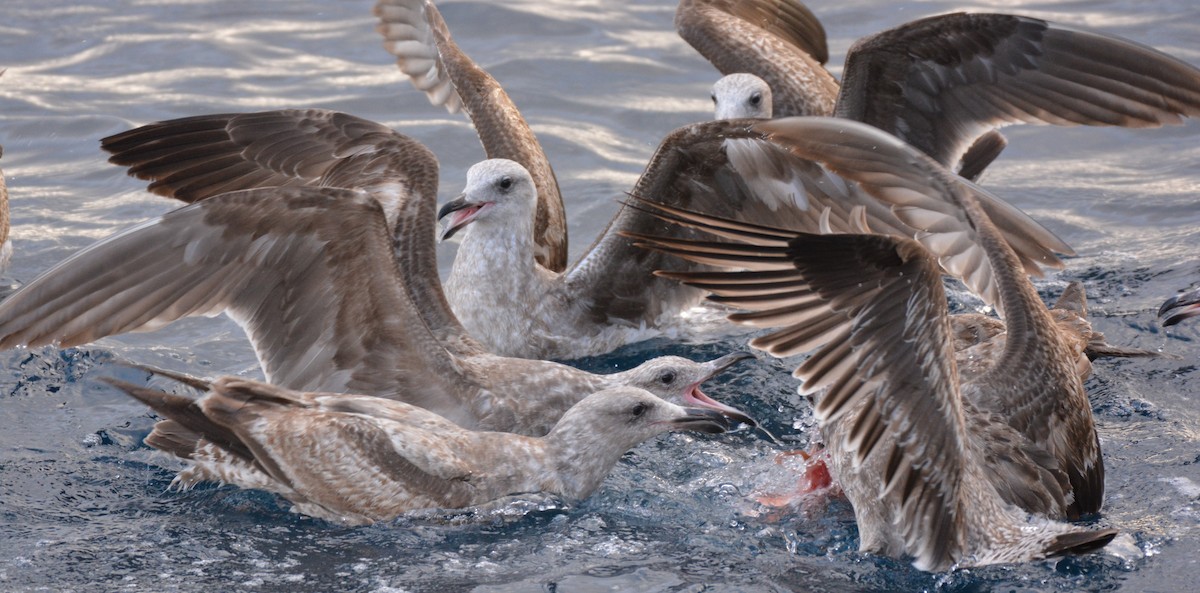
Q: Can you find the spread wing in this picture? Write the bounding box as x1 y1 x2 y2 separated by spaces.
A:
374 0 568 272
675 0 838 117
639 212 970 570
837 12 1200 170
747 117 1105 517
754 117 1075 311
565 116 1071 324
0 188 479 417
99 109 479 356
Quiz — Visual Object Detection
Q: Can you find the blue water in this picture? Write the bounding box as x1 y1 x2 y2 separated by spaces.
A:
1 0 1199 591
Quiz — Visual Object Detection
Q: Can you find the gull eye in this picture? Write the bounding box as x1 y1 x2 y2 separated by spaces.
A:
498 176 513 190
630 402 648 417
658 371 676 385
710 93 717 105
749 92 762 106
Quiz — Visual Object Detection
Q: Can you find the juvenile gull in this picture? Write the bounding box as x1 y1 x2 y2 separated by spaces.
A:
103 375 731 525
687 7 1200 181
1160 287 1200 326
0 114 755 436
374 0 567 272
631 118 1120 570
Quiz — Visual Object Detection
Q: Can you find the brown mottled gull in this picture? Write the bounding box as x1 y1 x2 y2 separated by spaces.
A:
631 117 1120 571
374 0 567 273
103 374 731 525
690 8 1200 182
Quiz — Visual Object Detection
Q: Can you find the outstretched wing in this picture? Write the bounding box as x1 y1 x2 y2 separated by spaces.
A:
638 209 970 570
754 117 1075 311
0 188 477 416
100 109 478 355
374 0 567 272
675 0 838 117
749 117 1104 517
565 116 1071 325
837 12 1200 170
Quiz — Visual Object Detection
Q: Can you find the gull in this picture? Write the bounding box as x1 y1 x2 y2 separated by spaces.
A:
630 117 1122 571
0 111 755 436
374 0 568 272
683 5 1200 181
103 373 731 525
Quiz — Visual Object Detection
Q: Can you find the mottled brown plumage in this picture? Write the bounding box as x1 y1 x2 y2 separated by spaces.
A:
104 375 730 524
632 117 1118 571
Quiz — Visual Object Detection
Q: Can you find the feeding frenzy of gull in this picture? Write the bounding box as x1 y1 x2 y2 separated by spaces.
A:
103 371 731 525
388 2 1200 359
0 111 756 437
0 0 1193 573
629 117 1123 570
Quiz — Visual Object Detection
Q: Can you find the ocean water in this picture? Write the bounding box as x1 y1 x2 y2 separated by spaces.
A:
1 0 1199 591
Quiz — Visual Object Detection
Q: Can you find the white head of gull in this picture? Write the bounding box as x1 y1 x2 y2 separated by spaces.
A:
712 73 773 120
102 374 732 525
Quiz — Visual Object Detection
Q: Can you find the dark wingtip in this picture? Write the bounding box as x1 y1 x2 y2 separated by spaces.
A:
1046 528 1118 558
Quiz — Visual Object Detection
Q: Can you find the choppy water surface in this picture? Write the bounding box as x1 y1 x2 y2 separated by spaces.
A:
1 0 1198 591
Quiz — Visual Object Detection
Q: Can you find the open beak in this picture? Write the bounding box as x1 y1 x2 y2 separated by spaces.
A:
687 352 758 427
437 194 490 242
1160 289 1200 327
670 407 733 434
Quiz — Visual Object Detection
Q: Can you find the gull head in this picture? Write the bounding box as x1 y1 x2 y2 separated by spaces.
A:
438 159 537 241
617 352 758 427
712 73 773 120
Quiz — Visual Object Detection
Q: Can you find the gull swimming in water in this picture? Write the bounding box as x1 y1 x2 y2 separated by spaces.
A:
103 373 731 525
0 111 756 437
630 117 1122 570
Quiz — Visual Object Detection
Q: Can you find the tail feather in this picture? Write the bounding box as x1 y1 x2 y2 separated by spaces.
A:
101 377 254 463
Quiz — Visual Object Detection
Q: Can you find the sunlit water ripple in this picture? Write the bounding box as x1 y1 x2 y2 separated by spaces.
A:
1 0 1198 591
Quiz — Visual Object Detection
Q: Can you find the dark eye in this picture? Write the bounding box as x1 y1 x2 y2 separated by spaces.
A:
658 371 676 385
749 92 762 106
498 176 513 190
630 403 648 417
710 93 717 105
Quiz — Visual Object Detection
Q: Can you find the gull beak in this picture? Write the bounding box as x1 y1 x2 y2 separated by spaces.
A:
437 194 489 242
687 352 758 427
1160 290 1200 327
671 407 733 434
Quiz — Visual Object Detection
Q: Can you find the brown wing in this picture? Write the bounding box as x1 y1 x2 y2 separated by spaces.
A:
638 211 971 570
375 0 567 272
100 109 479 356
837 12 1200 170
675 0 838 117
0 188 479 416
